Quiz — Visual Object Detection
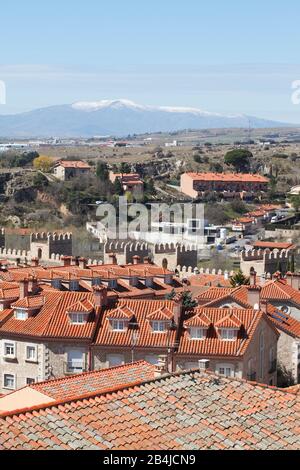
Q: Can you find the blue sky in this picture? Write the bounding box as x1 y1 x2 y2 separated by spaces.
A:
1 0 300 122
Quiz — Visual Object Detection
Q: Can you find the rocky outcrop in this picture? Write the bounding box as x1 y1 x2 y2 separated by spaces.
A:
4 171 37 202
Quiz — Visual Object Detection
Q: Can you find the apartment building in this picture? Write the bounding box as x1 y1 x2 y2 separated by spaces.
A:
180 172 269 199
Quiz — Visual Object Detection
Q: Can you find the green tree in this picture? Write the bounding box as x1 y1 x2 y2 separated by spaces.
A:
209 162 223 173
119 162 131 174
230 269 250 287
96 161 109 181
165 289 197 308
113 178 124 196
289 195 300 212
224 149 253 173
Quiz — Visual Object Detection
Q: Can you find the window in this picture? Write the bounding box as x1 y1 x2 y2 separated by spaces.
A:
220 329 237 340
107 354 125 367
280 305 290 315
4 341 16 358
67 350 84 374
218 366 233 377
190 327 206 340
26 378 35 385
69 313 86 324
145 355 159 365
14 309 27 320
152 321 166 332
3 374 15 390
26 345 37 362
112 320 126 331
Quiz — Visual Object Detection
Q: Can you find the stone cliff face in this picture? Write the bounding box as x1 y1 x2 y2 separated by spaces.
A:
1 171 37 202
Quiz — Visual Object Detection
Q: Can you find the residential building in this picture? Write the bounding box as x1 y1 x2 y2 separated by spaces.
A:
176 306 279 385
109 171 144 195
180 172 269 199
53 160 91 181
195 273 300 383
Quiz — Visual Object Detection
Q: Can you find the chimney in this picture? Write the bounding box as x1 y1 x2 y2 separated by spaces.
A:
132 255 140 265
286 272 300 291
173 293 183 325
198 359 210 372
260 300 268 314
28 276 39 295
61 256 72 267
73 257 80 266
19 279 29 299
79 257 87 269
31 257 39 267
144 256 152 264
108 253 117 265
247 285 261 310
154 355 168 378
249 268 257 286
93 286 108 308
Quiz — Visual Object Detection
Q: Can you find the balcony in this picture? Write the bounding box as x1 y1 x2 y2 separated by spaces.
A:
64 361 87 375
247 372 256 381
269 359 277 374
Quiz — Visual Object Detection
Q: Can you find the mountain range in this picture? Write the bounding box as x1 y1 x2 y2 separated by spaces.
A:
0 99 296 138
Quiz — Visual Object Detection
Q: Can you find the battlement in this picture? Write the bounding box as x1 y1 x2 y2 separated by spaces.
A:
30 232 72 242
241 248 291 262
104 240 150 254
175 265 235 279
154 242 197 254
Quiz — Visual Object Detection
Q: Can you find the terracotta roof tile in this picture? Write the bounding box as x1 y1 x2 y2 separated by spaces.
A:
0 370 299 450
178 308 264 357
185 172 268 183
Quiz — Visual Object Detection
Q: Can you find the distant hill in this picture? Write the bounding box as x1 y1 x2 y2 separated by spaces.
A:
0 99 296 138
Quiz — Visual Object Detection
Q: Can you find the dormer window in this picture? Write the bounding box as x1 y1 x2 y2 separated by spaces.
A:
190 327 207 340
112 320 127 331
220 329 238 341
152 321 168 332
69 313 87 324
108 279 118 289
67 299 94 325
14 309 28 321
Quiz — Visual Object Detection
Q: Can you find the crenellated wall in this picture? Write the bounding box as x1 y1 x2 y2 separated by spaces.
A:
240 248 292 277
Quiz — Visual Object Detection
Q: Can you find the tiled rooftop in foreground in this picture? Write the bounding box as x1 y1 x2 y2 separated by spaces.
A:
0 369 299 450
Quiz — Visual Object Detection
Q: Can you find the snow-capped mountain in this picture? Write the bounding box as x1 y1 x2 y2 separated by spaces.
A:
0 99 294 138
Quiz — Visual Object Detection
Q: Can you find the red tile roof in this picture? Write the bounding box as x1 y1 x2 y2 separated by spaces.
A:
12 295 45 309
195 281 300 339
252 241 295 250
0 291 98 340
30 360 155 402
94 299 177 349
56 160 91 169
179 308 269 357
185 172 269 183
0 369 299 450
